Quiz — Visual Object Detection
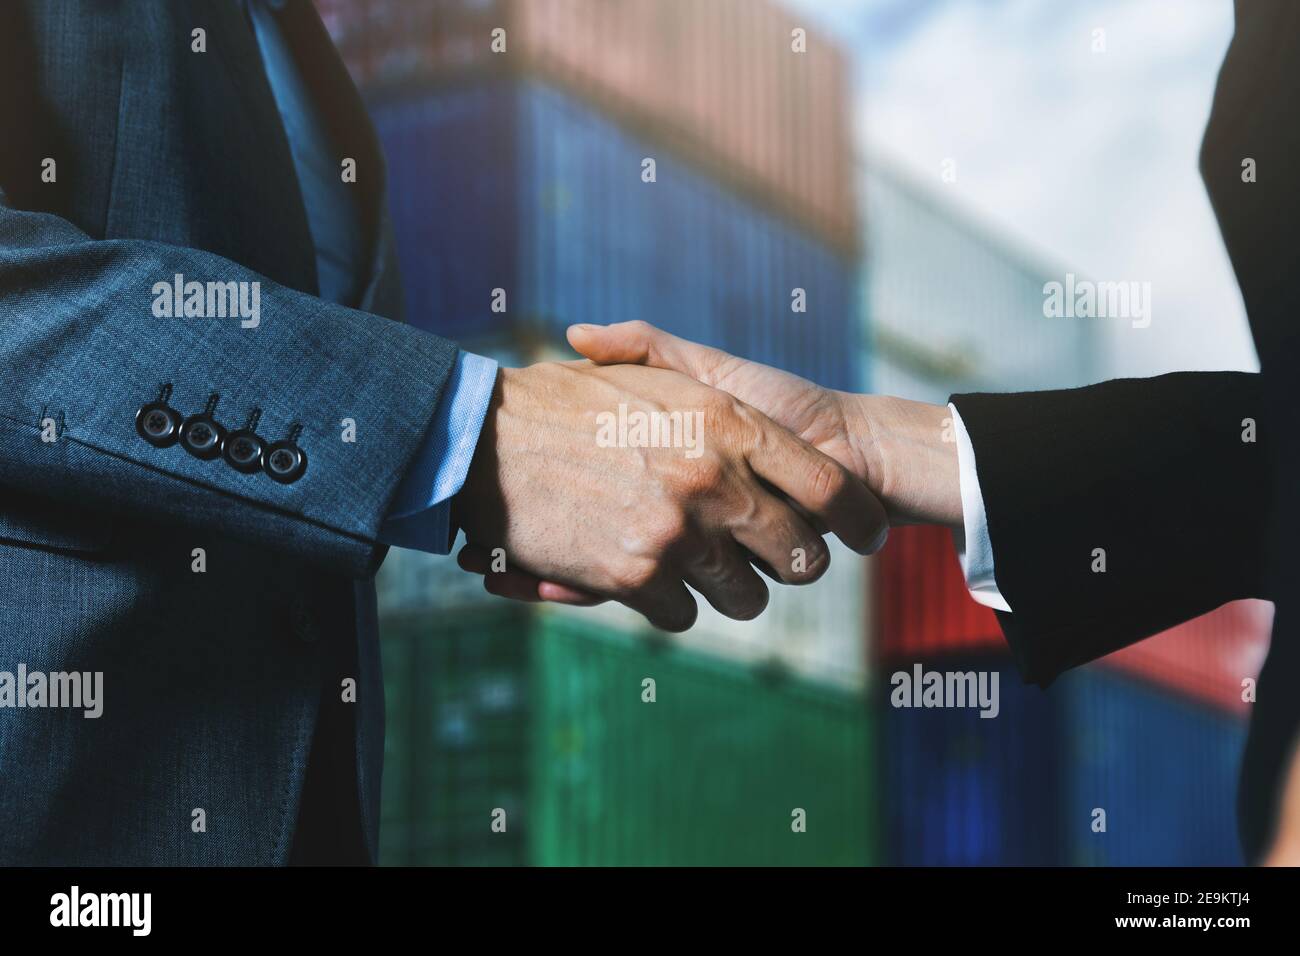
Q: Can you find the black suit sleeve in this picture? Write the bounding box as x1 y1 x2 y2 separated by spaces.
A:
950 371 1271 686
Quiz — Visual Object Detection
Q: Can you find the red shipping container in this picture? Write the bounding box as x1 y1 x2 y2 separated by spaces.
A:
875 526 1274 715
313 0 858 256
874 524 1004 661
1100 599 1272 716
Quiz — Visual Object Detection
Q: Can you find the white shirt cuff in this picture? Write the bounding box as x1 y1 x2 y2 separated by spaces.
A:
948 402 1012 613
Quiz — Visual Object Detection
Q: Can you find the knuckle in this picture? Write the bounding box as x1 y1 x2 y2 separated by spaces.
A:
624 505 690 558
723 394 756 428
705 390 741 421
649 508 691 552
609 558 660 594
808 457 848 510
673 455 725 499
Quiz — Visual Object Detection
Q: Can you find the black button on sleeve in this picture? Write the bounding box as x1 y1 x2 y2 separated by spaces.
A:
264 440 307 484
181 393 226 461
223 431 266 473
135 384 182 448
222 409 266 474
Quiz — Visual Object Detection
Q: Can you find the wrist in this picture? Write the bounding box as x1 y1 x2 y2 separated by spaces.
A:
842 393 962 529
453 368 509 534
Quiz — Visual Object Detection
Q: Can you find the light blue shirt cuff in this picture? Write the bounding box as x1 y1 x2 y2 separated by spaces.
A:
379 351 499 554
948 402 1012 613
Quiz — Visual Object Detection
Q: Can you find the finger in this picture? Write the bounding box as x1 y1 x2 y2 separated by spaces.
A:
730 484 832 585
567 321 733 386
536 581 607 606
481 566 605 605
481 567 546 603
745 414 888 556
612 570 698 633
745 551 780 582
457 543 493 574
459 545 604 605
681 536 770 621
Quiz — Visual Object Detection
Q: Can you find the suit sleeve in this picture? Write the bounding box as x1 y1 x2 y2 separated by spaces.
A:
0 197 459 578
950 371 1271 685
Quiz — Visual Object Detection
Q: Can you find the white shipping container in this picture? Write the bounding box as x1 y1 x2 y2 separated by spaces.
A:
547 537 872 690
862 155 1102 396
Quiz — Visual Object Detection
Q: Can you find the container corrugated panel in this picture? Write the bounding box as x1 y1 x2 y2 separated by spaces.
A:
319 0 858 252
862 159 1101 398
871 521 1273 713
881 654 1060 865
372 78 860 391
370 82 519 344
1098 600 1272 716
547 535 871 691
875 524 1004 661
882 659 1247 865
377 619 415 866
1061 668 1246 866
378 606 532 866
531 613 876 865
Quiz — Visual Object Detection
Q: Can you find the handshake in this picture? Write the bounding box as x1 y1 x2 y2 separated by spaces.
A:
454 321 965 629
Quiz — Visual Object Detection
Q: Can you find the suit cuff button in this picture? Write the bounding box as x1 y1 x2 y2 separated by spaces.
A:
181 417 225 460
223 432 265 473
181 393 226 460
264 430 307 484
135 384 182 448
136 403 181 447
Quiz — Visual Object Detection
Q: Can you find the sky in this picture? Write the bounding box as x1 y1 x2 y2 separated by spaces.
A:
783 0 1257 378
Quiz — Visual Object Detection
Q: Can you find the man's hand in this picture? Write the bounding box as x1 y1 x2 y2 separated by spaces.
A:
567 321 964 528
452 360 888 630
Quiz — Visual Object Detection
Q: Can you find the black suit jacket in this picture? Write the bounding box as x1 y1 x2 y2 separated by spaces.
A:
951 0 1299 862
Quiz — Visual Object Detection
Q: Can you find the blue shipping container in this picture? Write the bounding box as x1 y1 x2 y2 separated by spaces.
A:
1061 669 1246 866
882 656 1061 865
882 658 1246 865
371 78 861 391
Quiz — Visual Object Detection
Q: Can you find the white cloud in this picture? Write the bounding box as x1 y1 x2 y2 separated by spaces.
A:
788 0 1256 377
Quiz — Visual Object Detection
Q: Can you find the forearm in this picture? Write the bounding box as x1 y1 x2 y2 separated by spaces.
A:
1 206 459 576
951 371 1270 683
841 392 963 529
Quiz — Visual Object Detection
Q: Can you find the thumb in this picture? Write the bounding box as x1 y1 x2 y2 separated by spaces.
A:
566 321 657 365
567 321 724 384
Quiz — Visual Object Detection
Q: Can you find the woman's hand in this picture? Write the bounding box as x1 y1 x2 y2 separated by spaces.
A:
567 321 964 528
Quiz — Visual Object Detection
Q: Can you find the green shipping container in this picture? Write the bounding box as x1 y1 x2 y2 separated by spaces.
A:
529 613 876 865
377 620 415 866
379 606 532 866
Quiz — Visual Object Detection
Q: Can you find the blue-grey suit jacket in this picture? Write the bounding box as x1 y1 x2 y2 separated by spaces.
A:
0 0 458 864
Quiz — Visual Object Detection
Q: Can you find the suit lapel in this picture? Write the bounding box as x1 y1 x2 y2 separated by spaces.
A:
198 0 320 294
176 0 391 311
272 0 391 312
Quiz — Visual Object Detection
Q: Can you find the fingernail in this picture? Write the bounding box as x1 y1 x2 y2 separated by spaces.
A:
572 323 598 331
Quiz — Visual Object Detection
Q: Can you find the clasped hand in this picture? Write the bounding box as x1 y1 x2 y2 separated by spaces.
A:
456 321 963 629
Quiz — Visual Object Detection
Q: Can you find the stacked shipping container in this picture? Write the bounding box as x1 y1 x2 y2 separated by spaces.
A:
378 605 876 865
863 156 1271 864
316 0 871 863
882 659 1248 866
320 0 1263 867
320 0 857 254
380 607 532 866
530 613 875 865
370 80 858 389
